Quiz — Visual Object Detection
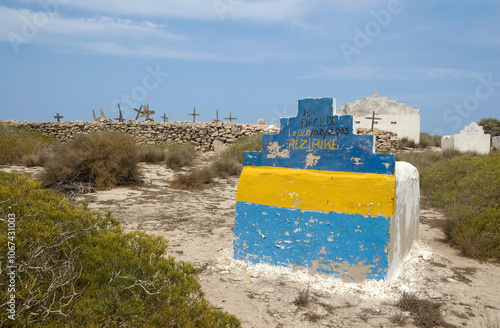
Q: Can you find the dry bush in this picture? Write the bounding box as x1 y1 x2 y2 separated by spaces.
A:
137 144 166 163
41 131 142 191
210 156 242 178
399 137 417 149
21 147 53 167
293 287 310 307
165 143 196 169
397 291 444 328
169 170 208 191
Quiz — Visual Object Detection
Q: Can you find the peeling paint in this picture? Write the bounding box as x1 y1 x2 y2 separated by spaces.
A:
266 141 290 159
305 153 321 168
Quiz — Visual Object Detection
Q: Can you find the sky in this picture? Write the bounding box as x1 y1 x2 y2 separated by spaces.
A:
0 0 499 136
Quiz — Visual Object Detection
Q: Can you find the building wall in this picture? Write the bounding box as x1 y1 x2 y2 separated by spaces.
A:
338 92 421 143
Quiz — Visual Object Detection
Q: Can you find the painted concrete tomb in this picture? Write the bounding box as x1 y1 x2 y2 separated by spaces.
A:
233 97 419 282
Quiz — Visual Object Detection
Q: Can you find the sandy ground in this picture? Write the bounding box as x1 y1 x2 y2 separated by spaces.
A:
3 157 499 328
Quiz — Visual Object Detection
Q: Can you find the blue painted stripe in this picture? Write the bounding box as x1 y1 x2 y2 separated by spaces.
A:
233 201 391 281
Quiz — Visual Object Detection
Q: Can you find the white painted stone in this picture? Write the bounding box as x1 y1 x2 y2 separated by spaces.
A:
493 136 500 150
386 161 420 283
338 92 421 143
441 122 491 155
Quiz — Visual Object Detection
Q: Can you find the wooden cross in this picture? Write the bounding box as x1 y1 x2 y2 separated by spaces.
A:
133 105 144 120
54 113 63 122
161 113 169 122
188 107 200 122
224 112 237 122
365 111 381 131
115 104 125 122
93 108 107 121
144 104 155 120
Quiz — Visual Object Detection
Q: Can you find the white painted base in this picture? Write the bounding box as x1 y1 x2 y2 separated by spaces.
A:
386 161 420 283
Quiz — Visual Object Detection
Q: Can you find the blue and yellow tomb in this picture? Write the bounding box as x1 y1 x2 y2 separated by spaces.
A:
233 97 419 282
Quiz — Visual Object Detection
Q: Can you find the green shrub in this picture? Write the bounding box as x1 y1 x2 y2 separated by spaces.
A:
220 134 262 164
137 144 166 163
0 171 241 327
207 134 262 178
451 209 500 259
421 152 500 259
165 143 196 169
41 132 142 191
0 124 55 165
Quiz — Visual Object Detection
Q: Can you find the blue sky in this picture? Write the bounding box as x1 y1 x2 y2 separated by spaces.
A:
0 0 498 135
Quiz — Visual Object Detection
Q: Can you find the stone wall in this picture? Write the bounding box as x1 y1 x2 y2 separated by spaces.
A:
1 120 398 153
1 120 279 151
356 127 399 153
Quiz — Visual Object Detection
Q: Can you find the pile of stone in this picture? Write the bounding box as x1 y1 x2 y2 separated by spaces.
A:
1 120 280 151
356 127 399 153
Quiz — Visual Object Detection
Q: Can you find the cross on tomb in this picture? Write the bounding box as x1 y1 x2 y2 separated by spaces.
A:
224 112 237 122
115 104 125 122
215 109 221 122
161 113 169 122
188 107 200 122
365 111 381 132
133 105 144 120
93 108 107 121
54 113 63 122
141 104 155 121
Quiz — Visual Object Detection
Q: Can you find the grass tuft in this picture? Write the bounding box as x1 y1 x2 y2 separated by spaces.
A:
293 287 310 307
137 144 166 163
397 291 444 328
165 143 196 169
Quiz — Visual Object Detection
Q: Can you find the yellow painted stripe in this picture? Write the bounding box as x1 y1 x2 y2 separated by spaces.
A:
236 166 396 217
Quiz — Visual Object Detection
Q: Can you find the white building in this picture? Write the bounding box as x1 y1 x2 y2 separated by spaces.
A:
441 122 491 155
338 92 421 143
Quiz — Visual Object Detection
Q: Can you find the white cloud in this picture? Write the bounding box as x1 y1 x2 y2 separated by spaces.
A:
301 66 406 80
0 6 183 43
409 68 484 79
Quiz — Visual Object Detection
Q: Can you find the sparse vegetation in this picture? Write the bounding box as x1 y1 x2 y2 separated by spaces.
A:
41 131 142 192
20 147 53 167
397 291 444 328
209 134 262 178
137 144 166 163
0 124 55 165
293 287 310 307
0 171 241 327
165 143 197 169
219 133 263 164
481 308 500 328
399 133 441 149
400 150 500 260
169 169 209 191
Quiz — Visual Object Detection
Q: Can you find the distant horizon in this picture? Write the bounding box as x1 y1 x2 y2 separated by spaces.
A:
1 1 499 136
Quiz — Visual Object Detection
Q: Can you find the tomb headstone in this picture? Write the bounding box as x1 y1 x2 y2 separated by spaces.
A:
233 97 419 282
441 122 491 155
493 136 500 151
